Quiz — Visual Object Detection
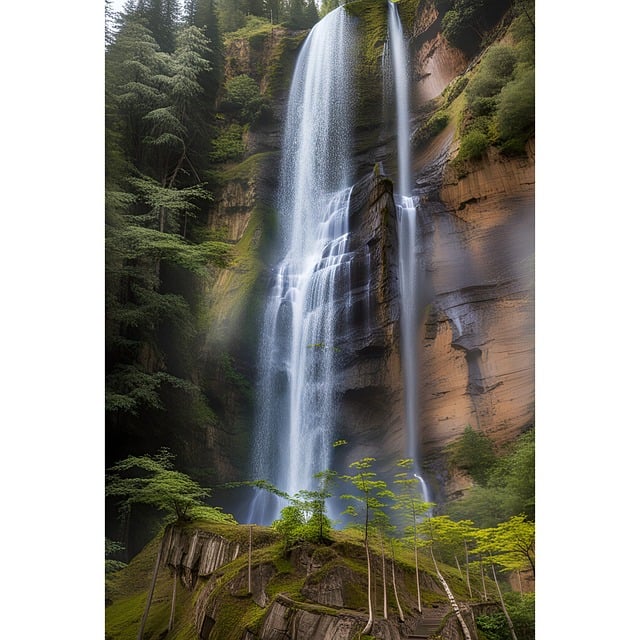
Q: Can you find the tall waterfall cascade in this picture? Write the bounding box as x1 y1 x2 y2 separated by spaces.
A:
249 7 357 525
388 0 431 503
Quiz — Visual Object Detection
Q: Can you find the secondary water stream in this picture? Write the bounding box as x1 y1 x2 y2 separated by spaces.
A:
388 0 431 503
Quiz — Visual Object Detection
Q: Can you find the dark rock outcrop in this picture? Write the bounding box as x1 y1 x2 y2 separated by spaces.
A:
161 525 241 589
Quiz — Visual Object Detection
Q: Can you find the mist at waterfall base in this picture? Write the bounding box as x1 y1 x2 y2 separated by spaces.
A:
242 4 431 525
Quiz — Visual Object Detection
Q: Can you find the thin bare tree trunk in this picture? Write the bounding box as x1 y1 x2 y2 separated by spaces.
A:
430 547 472 640
413 508 422 613
168 569 177 631
455 554 464 580
362 540 374 634
491 562 518 640
464 540 472 599
517 570 523 595
372 561 377 617
381 537 388 619
390 542 404 623
137 541 163 640
480 555 488 601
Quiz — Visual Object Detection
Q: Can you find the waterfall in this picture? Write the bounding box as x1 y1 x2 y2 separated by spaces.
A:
388 1 431 503
249 7 357 525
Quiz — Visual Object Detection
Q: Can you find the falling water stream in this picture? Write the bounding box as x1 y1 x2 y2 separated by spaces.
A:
249 7 357 524
388 1 431 503
248 4 431 524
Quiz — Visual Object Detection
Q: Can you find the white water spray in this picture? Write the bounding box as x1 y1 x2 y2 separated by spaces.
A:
388 1 431 502
249 8 357 524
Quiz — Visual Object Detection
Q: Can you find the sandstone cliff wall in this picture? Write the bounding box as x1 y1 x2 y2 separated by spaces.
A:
204 0 534 501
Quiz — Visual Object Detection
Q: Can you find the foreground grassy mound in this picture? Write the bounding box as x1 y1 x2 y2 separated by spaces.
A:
106 520 491 640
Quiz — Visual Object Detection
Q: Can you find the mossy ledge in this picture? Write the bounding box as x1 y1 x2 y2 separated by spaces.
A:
106 521 498 640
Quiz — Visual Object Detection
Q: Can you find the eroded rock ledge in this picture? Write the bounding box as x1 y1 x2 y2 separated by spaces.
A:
155 523 488 640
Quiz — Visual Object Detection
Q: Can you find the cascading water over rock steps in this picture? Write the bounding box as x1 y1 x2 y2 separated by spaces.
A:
248 4 435 522
240 0 533 520
250 7 358 524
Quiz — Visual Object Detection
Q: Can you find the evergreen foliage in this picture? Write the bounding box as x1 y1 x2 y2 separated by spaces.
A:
106 448 222 522
439 0 512 55
453 2 535 161
495 68 535 152
449 426 496 485
221 74 269 124
105 2 236 457
446 428 535 527
477 593 535 640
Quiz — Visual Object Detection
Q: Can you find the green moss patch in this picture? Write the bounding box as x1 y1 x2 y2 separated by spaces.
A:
264 32 308 98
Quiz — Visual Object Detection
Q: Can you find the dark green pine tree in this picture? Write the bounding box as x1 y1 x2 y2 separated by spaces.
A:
287 0 305 28
129 0 181 52
185 0 224 121
107 17 166 170
105 12 228 423
285 0 318 29
217 0 245 32
319 0 339 18
242 0 267 18
264 0 281 23
303 0 319 26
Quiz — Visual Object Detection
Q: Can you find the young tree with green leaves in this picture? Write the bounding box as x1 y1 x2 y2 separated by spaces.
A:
341 457 390 635
272 504 307 548
475 515 535 577
392 459 434 614
420 515 477 599
106 448 218 522
106 448 232 640
474 516 534 640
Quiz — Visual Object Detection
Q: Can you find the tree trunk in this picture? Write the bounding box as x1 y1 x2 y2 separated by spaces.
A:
390 542 404 623
517 569 523 595
464 540 472 599
480 555 488 601
168 569 177 631
362 539 374 634
455 554 464 580
381 537 388 619
430 547 472 640
137 540 163 640
413 508 422 613
491 562 518 640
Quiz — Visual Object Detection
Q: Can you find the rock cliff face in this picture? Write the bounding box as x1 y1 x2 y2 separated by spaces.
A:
335 2 533 495
411 3 468 103
415 142 534 497
205 0 534 501
161 525 242 589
